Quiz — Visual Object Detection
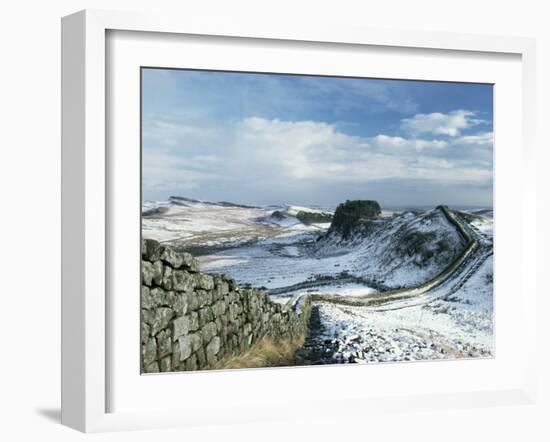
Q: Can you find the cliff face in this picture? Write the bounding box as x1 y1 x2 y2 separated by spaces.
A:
141 239 312 373
328 200 381 239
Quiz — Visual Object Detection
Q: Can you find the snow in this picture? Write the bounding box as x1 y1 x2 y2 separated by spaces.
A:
142 199 274 245
314 209 466 289
143 197 494 364
284 205 332 216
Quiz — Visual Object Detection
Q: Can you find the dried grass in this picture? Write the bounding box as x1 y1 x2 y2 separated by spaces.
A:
213 336 305 370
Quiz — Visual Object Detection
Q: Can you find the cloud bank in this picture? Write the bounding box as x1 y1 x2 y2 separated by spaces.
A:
143 113 493 206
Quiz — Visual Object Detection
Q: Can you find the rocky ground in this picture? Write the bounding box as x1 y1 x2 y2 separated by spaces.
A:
296 302 492 365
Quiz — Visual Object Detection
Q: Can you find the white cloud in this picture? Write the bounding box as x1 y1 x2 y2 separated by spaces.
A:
400 110 486 137
230 117 491 184
142 116 494 201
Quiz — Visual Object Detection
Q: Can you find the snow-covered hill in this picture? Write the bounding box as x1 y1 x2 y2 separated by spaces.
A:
315 209 466 289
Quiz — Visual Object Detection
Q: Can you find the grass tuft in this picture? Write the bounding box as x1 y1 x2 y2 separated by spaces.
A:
213 337 305 370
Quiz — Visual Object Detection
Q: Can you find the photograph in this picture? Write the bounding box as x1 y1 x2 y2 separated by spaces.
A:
140 68 494 373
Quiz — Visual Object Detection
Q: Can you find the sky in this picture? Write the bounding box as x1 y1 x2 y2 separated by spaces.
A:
141 68 493 208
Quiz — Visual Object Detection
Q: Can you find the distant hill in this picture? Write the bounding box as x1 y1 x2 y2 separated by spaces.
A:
169 196 258 209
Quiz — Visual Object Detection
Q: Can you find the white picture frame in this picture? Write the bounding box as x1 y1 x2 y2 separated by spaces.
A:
61 9 538 433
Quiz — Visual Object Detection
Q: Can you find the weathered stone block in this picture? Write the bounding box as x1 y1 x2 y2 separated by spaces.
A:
152 260 164 286
161 247 184 269
141 261 154 286
189 311 200 331
162 265 173 290
143 361 160 373
141 322 150 344
172 270 195 292
197 274 214 290
206 336 220 365
142 287 165 310
141 286 150 308
179 335 192 361
198 307 214 328
173 315 190 339
160 356 171 372
196 347 206 368
156 329 172 359
188 333 202 352
143 307 174 336
144 238 164 262
171 342 181 369
201 321 217 343
228 303 239 321
181 252 200 272
171 292 189 316
212 300 225 316
185 354 198 371
142 337 157 365
188 292 200 311
141 239 146 257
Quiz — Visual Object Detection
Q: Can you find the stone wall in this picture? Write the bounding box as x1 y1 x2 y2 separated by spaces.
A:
141 239 312 373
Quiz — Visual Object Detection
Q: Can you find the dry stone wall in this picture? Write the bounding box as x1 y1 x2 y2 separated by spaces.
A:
141 239 312 373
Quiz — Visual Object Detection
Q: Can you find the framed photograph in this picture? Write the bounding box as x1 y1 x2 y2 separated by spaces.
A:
61 9 538 432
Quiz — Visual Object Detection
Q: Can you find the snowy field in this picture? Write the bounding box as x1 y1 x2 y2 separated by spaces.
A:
142 197 494 364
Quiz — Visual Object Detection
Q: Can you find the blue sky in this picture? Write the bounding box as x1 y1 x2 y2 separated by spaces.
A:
142 68 493 208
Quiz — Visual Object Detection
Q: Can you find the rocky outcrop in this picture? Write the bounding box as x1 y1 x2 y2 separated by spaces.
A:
328 200 381 238
141 239 312 373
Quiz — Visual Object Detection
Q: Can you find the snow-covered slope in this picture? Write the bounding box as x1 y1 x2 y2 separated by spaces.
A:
315 209 466 289
142 197 272 246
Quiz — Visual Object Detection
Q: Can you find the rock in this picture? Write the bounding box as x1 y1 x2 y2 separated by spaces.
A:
160 356 171 372
197 274 214 290
141 286 151 308
156 329 172 359
141 322 150 343
212 300 226 316
162 266 173 290
152 260 164 286
196 348 206 368
161 247 184 269
171 292 189 316
201 321 217 343
198 307 214 328
181 252 200 272
142 287 165 310
206 336 221 364
178 335 192 361
142 337 157 365
188 292 200 311
328 199 381 239
189 311 200 331
141 261 155 286
196 290 212 308
143 307 174 336
188 333 202 352
144 238 164 262
172 270 195 292
185 354 198 371
172 315 190 339
143 361 160 373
